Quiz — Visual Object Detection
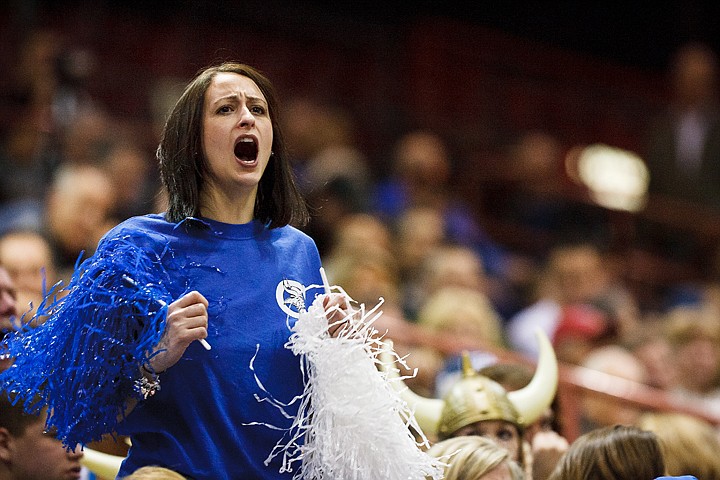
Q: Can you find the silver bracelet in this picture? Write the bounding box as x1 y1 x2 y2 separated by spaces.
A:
134 371 161 400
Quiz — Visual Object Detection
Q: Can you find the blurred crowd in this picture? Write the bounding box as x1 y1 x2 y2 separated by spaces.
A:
3 24 720 480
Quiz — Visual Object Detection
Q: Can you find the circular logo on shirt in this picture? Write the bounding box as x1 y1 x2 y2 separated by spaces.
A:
276 279 306 318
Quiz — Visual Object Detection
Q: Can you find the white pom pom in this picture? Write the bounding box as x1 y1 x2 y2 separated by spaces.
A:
267 285 445 480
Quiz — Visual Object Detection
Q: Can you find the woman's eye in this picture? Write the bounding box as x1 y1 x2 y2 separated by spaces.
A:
251 105 266 115
497 429 515 441
217 105 233 114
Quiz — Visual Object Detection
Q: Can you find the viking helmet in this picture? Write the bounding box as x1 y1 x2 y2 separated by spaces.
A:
437 355 524 438
382 328 558 439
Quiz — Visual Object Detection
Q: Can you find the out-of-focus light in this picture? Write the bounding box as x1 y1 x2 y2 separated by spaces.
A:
565 144 649 212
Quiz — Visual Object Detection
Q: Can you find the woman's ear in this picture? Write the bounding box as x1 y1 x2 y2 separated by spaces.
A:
0 426 13 462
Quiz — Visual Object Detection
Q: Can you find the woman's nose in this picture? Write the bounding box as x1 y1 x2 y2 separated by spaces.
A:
0 290 16 317
67 446 85 459
238 106 255 128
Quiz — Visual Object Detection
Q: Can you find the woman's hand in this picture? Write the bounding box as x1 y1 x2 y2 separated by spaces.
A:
530 430 570 480
147 291 209 373
323 293 355 338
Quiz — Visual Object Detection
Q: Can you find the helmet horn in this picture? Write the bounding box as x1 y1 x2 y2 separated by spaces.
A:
379 328 557 436
81 447 124 479
506 327 558 426
379 340 443 436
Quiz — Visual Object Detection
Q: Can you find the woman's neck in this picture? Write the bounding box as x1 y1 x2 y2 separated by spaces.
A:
200 187 257 224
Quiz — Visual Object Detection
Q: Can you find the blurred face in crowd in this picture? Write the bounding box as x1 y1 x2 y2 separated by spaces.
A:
675 336 720 393
632 335 677 390
396 206 445 273
452 420 522 462
0 232 55 317
0 267 17 334
423 246 487 296
46 165 115 258
672 43 718 108
394 131 450 190
581 346 648 427
0 412 84 480
549 245 608 304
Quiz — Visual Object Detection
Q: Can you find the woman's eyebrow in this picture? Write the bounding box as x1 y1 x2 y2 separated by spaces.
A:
211 93 267 106
211 93 240 105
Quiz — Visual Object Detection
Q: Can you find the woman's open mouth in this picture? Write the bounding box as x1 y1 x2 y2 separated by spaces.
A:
234 137 258 165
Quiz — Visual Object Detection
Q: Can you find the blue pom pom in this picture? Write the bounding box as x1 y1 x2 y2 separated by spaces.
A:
0 233 172 449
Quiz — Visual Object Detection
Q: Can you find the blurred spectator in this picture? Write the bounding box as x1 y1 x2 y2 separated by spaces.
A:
100 140 158 220
282 99 370 256
578 345 649 433
324 217 400 312
0 265 18 372
321 213 399 318
52 44 99 137
664 305 720 416
321 212 440 395
419 285 506 397
323 213 411 328
282 97 357 186
644 42 720 209
393 205 447 317
122 465 187 479
507 242 612 358
419 244 489 297
0 30 108 244
546 425 665 480
302 144 372 256
640 42 720 272
418 286 506 352
404 244 497 323
43 163 117 281
551 302 619 365
322 213 399 314
10 29 64 113
624 317 678 391
639 411 720 480
0 392 85 479
0 230 57 320
322 213 393 266
59 107 112 166
321 213 506 398
372 129 512 287
373 129 453 220
0 108 58 208
422 345 558 478
478 362 569 480
426 435 525 480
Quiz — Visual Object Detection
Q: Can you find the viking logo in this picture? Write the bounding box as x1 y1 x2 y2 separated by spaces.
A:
276 279 306 318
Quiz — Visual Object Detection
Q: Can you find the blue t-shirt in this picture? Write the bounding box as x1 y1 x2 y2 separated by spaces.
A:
110 214 323 479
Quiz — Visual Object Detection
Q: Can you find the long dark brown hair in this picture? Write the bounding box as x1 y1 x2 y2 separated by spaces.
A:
157 62 309 228
547 425 665 480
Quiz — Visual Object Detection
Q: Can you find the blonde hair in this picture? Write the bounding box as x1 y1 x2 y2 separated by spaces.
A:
420 244 486 294
639 412 720 480
417 286 505 349
426 436 525 480
122 466 187 479
664 305 720 347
